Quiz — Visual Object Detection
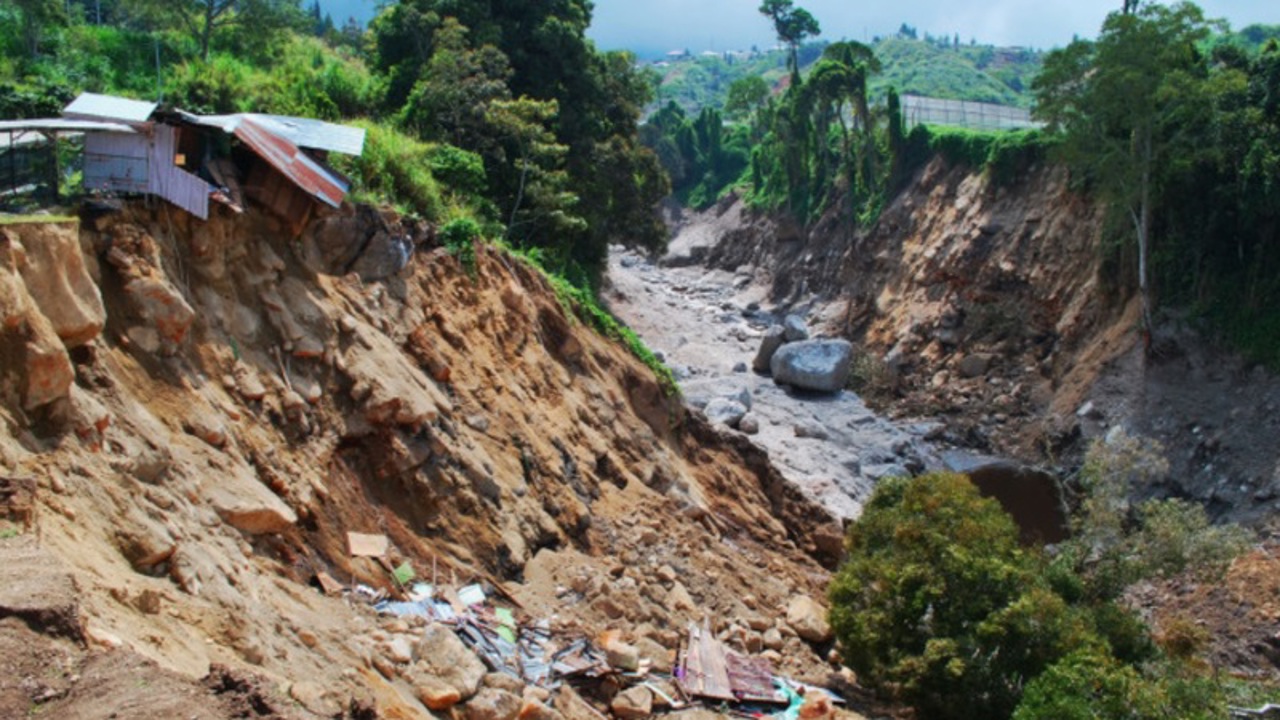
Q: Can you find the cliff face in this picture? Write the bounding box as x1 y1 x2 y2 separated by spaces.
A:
0 203 842 717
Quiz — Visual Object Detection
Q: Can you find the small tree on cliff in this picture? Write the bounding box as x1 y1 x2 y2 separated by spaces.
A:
1033 1 1214 342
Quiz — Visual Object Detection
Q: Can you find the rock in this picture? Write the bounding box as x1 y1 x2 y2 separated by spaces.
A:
208 470 297 535
518 698 563 720
610 686 653 720
752 325 787 373
290 681 342 717
464 688 521 720
185 412 228 448
123 275 196 347
732 361 748 373
22 322 75 410
605 639 640 672
635 636 673 673
385 635 415 664
770 340 854 393
484 672 525 694
762 628 784 651
728 387 753 411
230 364 267 401
957 353 994 379
703 399 748 428
416 677 463 710
655 565 677 584
667 582 697 612
739 413 760 435
793 420 828 440
414 623 488 699
10 224 105 348
1077 401 1103 420
783 314 810 342
786 596 833 643
350 231 413 282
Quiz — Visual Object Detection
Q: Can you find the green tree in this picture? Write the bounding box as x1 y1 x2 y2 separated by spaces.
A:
723 75 769 121
1034 1 1215 341
397 18 512 152
829 473 1084 719
127 0 304 61
758 0 820 76
12 0 67 59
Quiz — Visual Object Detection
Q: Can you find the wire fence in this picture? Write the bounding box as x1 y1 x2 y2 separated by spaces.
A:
902 95 1042 132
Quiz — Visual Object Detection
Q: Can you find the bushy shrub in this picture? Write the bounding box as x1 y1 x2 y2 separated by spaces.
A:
328 121 444 220
829 473 1076 719
439 217 480 274
1013 651 1222 720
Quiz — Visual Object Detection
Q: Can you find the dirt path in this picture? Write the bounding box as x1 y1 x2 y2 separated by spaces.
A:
605 227 940 521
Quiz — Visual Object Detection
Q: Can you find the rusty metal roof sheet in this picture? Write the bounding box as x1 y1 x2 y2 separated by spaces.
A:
232 116 349 208
178 112 365 155
63 92 157 124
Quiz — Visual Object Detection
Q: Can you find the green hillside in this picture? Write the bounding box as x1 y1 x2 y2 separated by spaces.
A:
651 35 1043 114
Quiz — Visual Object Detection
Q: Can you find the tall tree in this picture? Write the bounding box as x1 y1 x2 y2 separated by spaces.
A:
130 0 303 61
1034 1 1214 341
758 0 820 76
12 0 67 59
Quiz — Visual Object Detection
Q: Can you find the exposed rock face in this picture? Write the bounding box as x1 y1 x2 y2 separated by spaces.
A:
770 340 854 393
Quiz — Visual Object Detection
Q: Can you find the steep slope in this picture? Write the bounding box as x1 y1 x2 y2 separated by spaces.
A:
0 203 847 717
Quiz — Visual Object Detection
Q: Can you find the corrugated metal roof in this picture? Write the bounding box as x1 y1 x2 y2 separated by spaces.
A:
178 112 365 155
232 116 349 208
63 92 157 124
0 118 137 136
255 114 365 156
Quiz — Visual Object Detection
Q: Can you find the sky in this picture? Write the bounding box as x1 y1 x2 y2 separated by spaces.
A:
320 1 1275 54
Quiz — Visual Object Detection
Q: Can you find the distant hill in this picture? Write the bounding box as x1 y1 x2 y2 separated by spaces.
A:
651 35 1043 115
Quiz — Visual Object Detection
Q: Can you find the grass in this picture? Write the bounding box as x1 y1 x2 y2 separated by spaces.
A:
0 213 78 225
500 243 680 398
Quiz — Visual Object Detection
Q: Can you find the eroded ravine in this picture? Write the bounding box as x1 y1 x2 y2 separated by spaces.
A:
604 224 941 522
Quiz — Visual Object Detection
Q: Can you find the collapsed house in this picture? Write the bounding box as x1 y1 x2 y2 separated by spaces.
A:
1 92 365 234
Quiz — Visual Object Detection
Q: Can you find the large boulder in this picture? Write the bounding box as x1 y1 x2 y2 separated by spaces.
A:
414 623 488 699
8 224 105 348
752 325 786 373
770 340 853 393
786 595 833 643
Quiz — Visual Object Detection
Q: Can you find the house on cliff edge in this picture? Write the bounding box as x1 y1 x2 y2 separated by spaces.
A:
2 92 365 235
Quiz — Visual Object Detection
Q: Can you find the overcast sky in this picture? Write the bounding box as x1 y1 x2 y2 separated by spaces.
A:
322 1 1275 53
589 0 1276 55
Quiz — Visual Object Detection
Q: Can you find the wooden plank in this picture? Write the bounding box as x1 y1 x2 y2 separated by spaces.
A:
679 622 734 702
347 532 390 557
725 652 785 704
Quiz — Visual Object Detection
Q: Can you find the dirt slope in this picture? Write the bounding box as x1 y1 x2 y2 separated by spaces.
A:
0 203 853 718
